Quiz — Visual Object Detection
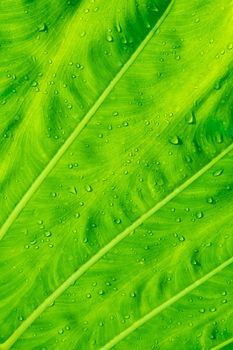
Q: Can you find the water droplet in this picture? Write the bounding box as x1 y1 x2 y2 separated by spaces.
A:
207 197 214 204
227 43 233 50
99 290 105 295
130 292 136 298
116 23 122 33
58 329 64 335
45 231 52 237
38 23 48 32
69 186 77 194
213 169 223 177
215 133 223 144
199 308 205 313
31 81 38 87
196 211 203 219
86 293 91 298
185 112 196 124
169 135 181 145
106 34 113 42
114 218 121 224
209 307 216 312
85 185 93 192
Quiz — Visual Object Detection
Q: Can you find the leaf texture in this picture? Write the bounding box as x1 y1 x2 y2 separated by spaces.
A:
0 0 233 349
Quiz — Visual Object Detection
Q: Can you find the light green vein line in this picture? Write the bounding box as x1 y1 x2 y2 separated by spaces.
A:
211 337 233 350
1 143 232 350
100 256 233 350
0 0 174 241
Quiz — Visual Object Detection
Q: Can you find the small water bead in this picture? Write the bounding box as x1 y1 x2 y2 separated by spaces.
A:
207 196 214 204
99 290 105 295
227 43 233 50
106 34 113 42
58 329 64 335
116 23 122 33
209 307 216 312
185 112 196 124
196 211 203 219
85 185 93 192
38 23 48 32
213 169 223 177
114 218 121 224
199 308 205 313
86 293 92 298
169 135 181 145
32 81 38 87
130 292 136 298
215 133 223 144
45 231 52 237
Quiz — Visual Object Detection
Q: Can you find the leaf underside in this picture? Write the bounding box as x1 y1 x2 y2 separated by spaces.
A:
0 0 233 349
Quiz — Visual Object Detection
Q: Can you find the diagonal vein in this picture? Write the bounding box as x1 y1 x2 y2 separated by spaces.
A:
0 0 174 241
211 337 233 350
1 142 233 350
100 255 233 350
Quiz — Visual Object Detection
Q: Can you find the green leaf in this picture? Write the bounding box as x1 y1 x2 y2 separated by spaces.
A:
0 0 233 349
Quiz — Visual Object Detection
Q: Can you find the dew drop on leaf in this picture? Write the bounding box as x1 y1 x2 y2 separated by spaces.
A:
196 211 203 219
85 185 93 192
213 169 223 177
45 231 52 237
185 112 196 124
169 136 181 145
106 34 113 42
38 23 48 32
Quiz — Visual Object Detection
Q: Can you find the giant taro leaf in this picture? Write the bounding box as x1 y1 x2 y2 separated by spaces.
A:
0 0 233 349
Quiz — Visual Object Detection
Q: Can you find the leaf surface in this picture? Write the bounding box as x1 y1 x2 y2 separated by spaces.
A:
0 0 233 349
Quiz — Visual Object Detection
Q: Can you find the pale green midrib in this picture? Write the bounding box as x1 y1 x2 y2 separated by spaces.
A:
211 336 233 350
100 255 233 350
1 143 233 350
0 0 174 241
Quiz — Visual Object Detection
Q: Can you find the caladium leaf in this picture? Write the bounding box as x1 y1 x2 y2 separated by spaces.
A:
0 0 233 349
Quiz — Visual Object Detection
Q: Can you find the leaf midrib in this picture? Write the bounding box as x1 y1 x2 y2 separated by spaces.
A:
0 0 174 241
1 142 233 350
